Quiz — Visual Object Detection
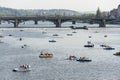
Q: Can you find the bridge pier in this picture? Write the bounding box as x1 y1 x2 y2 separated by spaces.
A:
34 20 38 25
14 19 19 28
0 20 1 24
8 21 10 24
72 21 76 24
99 19 106 27
55 19 61 27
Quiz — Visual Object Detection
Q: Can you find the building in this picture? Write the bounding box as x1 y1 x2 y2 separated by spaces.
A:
110 5 120 19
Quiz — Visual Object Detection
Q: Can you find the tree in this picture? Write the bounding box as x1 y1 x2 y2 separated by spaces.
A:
101 12 109 18
96 7 101 18
81 14 95 19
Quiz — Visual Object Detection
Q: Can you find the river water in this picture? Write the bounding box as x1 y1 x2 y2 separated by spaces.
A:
0 22 120 80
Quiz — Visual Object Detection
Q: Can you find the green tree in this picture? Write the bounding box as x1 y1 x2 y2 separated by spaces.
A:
96 7 101 18
81 14 95 19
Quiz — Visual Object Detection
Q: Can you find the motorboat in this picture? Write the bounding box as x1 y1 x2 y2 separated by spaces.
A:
113 52 120 56
76 57 92 62
39 51 53 58
13 64 31 72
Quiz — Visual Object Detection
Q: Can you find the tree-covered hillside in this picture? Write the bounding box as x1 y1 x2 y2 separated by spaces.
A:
0 7 81 17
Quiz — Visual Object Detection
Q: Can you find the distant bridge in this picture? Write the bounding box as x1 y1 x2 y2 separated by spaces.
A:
0 16 118 28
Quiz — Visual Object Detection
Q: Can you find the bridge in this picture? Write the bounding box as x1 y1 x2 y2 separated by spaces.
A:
0 16 117 28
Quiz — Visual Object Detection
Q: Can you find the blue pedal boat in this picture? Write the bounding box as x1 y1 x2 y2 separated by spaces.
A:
103 47 115 50
76 57 92 62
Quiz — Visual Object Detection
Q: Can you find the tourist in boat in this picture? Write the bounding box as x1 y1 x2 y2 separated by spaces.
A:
20 64 30 68
68 56 76 60
87 41 91 44
39 51 53 58
80 57 86 60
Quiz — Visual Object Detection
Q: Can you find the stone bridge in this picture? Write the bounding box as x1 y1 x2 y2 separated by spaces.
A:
0 16 117 27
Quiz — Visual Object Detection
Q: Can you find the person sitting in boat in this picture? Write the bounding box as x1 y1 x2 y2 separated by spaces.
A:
27 65 30 68
80 57 85 60
69 56 76 60
24 66 27 69
20 65 25 68
80 57 88 60
87 41 91 44
40 53 43 55
20 64 30 68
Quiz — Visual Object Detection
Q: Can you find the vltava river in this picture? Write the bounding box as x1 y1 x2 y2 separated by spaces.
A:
0 22 120 80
